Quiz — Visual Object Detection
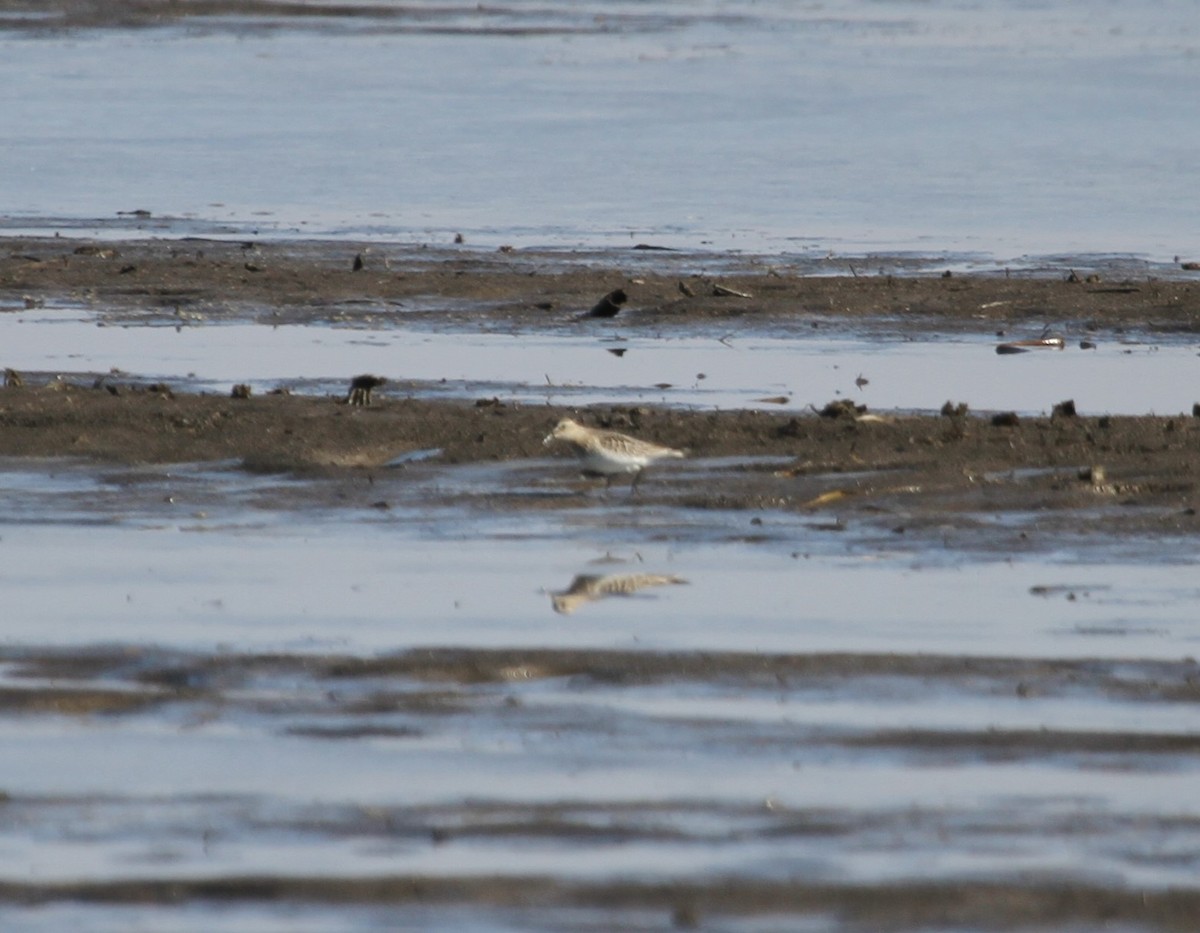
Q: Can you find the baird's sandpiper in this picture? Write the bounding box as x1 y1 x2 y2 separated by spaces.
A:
543 417 684 492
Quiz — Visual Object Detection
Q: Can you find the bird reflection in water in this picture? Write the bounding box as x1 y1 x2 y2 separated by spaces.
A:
549 572 688 615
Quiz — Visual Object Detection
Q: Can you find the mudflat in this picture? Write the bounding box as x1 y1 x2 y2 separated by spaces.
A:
3 235 1199 329
2 236 1198 542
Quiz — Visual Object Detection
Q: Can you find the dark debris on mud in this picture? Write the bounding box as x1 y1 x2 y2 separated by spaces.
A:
4 236 1200 331
0 381 1197 546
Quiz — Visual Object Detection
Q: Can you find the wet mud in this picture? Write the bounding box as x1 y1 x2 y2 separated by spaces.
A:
3 241 1200 540
0 876 1197 932
4 236 1200 332
8 643 1200 720
0 0 686 35
0 381 1197 549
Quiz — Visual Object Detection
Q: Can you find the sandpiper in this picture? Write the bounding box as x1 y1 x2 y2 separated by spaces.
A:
543 417 684 492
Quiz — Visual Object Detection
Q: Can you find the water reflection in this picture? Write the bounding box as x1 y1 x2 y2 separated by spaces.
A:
4 311 1197 416
549 571 689 615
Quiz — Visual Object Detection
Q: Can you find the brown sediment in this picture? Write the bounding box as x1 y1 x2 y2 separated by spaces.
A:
8 645 1200 708
0 0 645 34
0 385 1196 539
0 685 165 716
0 875 1196 931
2 236 1199 542
2 236 1199 330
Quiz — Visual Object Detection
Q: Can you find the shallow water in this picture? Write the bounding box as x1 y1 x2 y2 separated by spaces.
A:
4 304 1199 416
3 0 1199 260
3 467 1197 658
0 452 1198 928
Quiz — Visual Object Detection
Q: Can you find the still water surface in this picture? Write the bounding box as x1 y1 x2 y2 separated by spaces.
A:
3 0 1198 259
3 304 1198 416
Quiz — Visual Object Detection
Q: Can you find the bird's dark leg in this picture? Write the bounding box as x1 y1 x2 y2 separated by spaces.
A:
630 469 644 495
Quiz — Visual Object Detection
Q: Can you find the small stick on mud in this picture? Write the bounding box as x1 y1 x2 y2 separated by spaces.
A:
712 283 753 299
